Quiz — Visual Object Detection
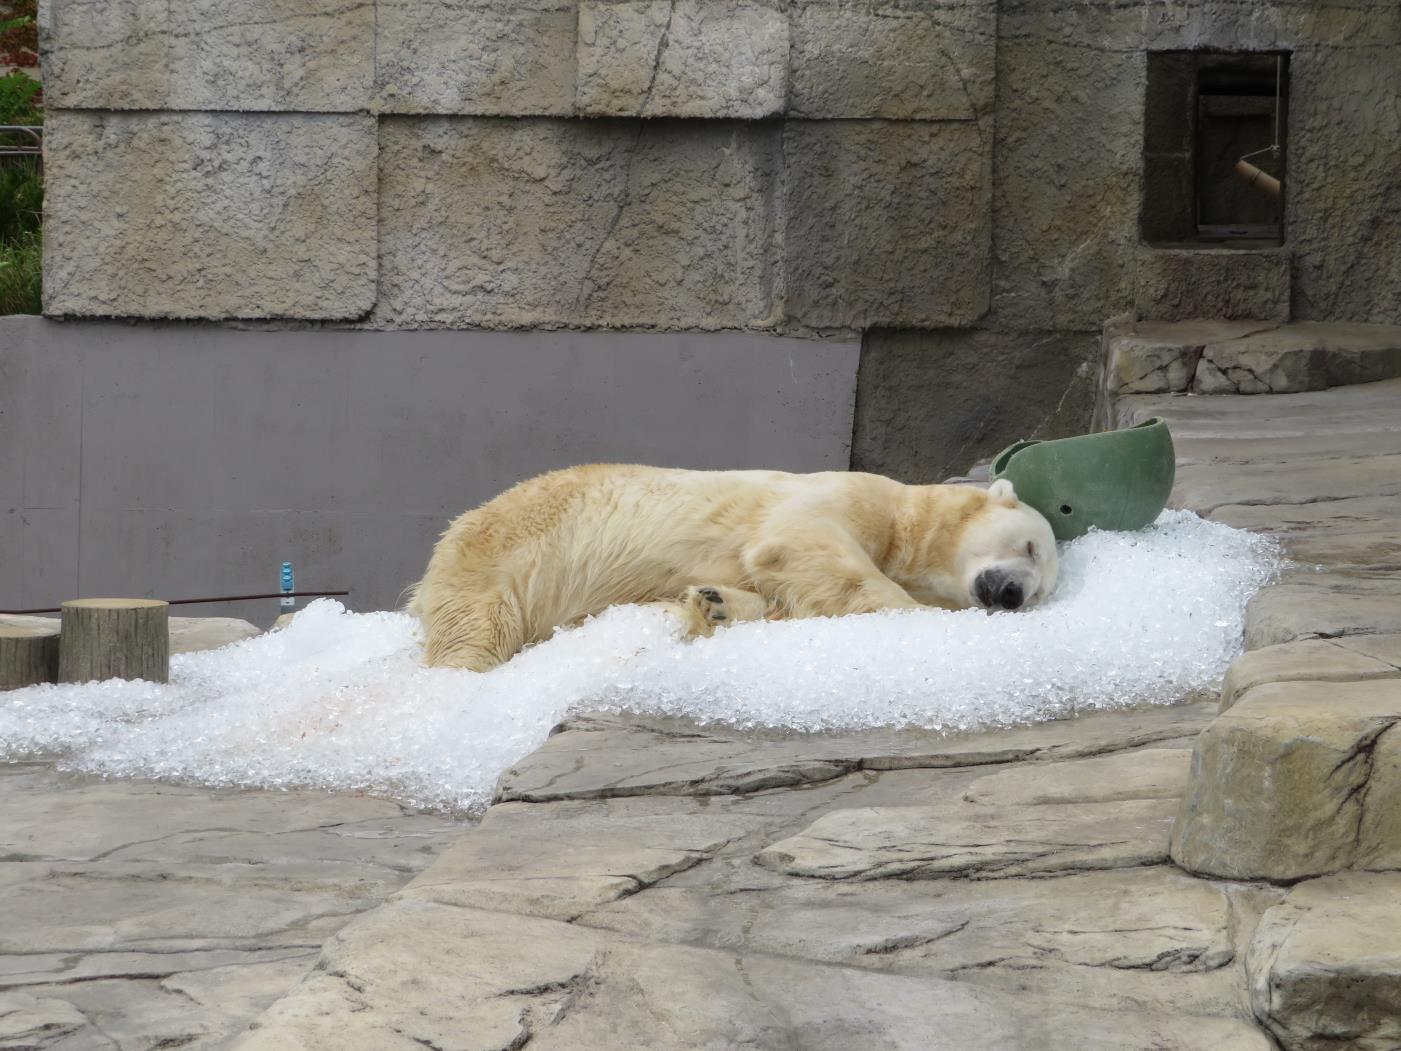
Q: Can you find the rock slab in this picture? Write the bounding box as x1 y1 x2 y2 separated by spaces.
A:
232 899 1273 1051
758 798 1176 881
1248 872 1401 1051
1171 679 1401 882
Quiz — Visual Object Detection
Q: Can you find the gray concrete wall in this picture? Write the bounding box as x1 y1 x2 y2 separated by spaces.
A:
0 318 858 625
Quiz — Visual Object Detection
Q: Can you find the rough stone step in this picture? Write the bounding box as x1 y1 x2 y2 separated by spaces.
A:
1245 573 1401 649
1170 679 1401 883
1172 429 1401 466
1115 377 1401 436
1246 872 1401 1051
1209 494 1401 534
1220 637 1401 710
1106 321 1401 397
1135 362 1401 1045
1171 454 1401 515
579 864 1274 1021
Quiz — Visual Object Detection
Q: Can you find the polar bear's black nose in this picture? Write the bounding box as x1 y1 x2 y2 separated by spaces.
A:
998 581 1024 610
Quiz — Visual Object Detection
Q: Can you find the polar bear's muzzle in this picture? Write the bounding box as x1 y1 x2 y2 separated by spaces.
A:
973 566 1032 611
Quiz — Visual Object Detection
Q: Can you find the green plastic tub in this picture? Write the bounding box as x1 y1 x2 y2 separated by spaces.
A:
989 418 1176 541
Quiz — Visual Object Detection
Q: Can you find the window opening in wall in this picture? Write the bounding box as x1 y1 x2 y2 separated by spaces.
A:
1142 51 1288 249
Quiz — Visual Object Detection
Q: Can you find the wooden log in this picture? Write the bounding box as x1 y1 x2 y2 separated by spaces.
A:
1234 159 1282 199
0 622 61 690
58 598 170 684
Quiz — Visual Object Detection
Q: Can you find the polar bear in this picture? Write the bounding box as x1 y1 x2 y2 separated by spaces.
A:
410 466 1058 672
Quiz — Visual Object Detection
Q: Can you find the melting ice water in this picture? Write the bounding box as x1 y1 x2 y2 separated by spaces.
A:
1 511 1278 814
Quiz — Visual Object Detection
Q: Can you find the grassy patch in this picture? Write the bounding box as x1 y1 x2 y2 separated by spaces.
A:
0 64 43 314
0 228 40 314
0 160 41 241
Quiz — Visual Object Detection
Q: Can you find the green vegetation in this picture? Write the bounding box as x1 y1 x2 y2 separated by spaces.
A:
0 227 39 313
0 2 39 69
0 157 41 239
0 56 42 315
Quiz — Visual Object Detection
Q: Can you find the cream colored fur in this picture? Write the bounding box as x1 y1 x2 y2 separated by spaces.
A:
410 465 1058 672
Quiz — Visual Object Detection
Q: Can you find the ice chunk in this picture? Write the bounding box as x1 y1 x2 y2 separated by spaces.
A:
0 511 1278 813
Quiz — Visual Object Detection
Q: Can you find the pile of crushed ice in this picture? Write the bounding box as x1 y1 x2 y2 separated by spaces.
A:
1 510 1278 813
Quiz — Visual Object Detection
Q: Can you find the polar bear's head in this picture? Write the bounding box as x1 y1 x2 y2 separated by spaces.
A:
954 479 1058 611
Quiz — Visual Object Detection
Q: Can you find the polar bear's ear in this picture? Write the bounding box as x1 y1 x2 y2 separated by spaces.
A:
988 479 1019 506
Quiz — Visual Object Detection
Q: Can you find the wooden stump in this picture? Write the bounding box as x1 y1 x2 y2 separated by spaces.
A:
0 623 61 690
58 598 170 684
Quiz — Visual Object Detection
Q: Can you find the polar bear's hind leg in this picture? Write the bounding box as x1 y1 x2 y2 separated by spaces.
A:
421 588 526 672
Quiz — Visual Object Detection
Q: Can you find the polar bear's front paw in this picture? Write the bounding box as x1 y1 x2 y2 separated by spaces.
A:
680 585 768 637
688 585 732 627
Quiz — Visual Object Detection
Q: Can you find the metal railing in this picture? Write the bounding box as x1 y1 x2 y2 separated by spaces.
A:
0 124 41 159
1 590 351 615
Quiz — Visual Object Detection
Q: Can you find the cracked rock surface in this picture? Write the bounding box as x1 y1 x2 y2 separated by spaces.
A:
0 762 465 1049
219 695 1293 1049
233 704 1278 1050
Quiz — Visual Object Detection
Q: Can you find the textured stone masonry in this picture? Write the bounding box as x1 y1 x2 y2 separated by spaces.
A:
42 112 377 320
42 0 997 123
787 0 996 120
1134 249 1291 324
39 0 1401 328
375 117 784 331
375 0 578 116
575 0 789 119
41 0 377 111
781 120 991 332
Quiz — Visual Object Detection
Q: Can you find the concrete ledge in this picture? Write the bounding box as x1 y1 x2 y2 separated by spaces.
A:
1105 320 1401 397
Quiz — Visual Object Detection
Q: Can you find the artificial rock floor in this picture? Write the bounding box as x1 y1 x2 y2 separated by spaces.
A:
6 375 1401 1050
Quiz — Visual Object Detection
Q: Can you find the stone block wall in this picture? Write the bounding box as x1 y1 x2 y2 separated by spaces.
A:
989 0 1401 335
35 0 1401 477
38 0 998 334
